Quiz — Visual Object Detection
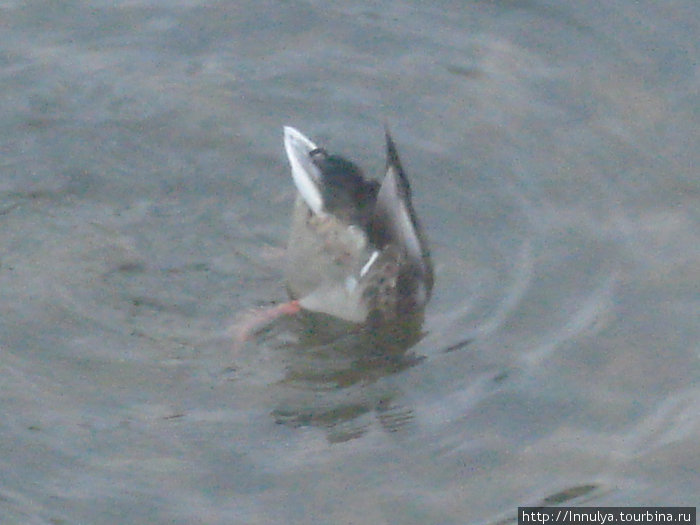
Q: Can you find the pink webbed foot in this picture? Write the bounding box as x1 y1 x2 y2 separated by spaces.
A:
230 300 301 350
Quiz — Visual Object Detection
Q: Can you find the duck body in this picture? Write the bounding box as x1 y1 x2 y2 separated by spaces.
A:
283 126 433 325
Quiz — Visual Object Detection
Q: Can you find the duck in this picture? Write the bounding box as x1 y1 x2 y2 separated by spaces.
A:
282 126 433 326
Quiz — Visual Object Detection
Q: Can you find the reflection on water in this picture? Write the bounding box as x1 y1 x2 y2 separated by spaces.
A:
265 314 426 442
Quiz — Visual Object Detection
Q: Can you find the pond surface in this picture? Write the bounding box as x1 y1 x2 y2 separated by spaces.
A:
1 0 698 523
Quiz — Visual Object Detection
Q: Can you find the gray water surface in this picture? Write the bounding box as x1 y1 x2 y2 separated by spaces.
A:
1 1 698 523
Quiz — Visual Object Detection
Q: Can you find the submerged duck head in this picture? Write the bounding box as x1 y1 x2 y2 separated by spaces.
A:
283 126 433 325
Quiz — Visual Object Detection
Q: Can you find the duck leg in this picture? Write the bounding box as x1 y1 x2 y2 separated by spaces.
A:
230 299 301 350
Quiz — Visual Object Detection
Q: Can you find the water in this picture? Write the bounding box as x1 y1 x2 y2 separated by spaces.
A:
1 1 698 523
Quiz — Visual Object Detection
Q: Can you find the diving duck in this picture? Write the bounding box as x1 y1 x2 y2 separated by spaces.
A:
231 126 433 346
282 126 433 325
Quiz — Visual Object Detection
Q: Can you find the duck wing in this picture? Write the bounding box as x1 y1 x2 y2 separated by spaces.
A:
372 129 433 300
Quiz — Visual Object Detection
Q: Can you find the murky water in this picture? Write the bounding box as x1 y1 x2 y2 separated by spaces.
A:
1 1 698 523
